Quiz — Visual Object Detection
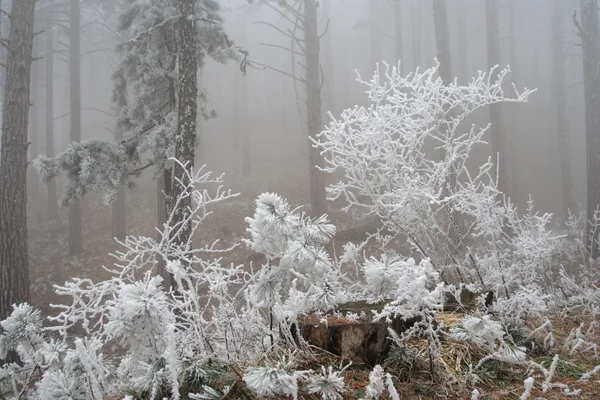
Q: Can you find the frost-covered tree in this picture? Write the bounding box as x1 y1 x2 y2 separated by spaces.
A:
34 0 243 280
315 61 535 285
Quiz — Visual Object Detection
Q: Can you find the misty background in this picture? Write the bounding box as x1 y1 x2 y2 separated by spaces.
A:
20 0 587 306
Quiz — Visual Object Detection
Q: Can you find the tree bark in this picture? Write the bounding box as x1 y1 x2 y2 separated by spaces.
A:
0 0 36 323
304 0 326 217
552 0 574 218
45 17 58 221
69 0 83 255
486 0 510 198
580 0 600 258
28 38 41 212
161 0 199 286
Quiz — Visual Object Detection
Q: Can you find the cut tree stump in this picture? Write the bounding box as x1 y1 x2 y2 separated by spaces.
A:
298 300 431 366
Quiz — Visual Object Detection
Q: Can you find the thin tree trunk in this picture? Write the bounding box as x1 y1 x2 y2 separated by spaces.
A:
321 0 336 116
456 0 468 83
486 0 509 198
580 0 600 258
369 0 382 65
412 3 421 70
235 19 251 176
304 0 326 217
45 17 58 221
394 0 403 73
69 0 83 255
433 0 463 256
0 0 36 323
552 0 574 217
507 0 521 204
112 27 129 241
28 38 41 213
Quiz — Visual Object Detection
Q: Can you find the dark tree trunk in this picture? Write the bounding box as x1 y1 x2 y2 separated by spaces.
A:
45 17 57 221
304 0 326 217
552 0 574 218
161 0 199 287
486 0 510 198
28 38 41 212
0 0 36 323
580 0 600 258
69 0 83 255
394 0 403 73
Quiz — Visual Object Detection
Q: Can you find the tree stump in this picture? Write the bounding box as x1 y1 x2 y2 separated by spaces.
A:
298 300 429 366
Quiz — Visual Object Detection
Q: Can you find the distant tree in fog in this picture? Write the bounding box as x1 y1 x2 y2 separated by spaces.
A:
0 0 36 326
486 0 511 200
552 0 575 217
575 0 600 258
34 0 243 284
254 0 327 217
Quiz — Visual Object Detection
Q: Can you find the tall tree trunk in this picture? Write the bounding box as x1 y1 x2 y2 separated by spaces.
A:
486 0 509 198
552 0 574 218
235 19 251 176
162 0 199 286
112 28 129 241
369 0 382 65
28 38 41 214
412 3 421 70
433 0 463 255
0 0 36 323
69 0 83 255
304 0 326 217
321 0 336 116
432 0 452 85
507 0 521 204
394 0 403 73
45 17 57 221
456 0 468 83
580 0 600 258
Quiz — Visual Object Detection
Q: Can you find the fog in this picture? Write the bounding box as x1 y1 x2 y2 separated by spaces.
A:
14 0 589 307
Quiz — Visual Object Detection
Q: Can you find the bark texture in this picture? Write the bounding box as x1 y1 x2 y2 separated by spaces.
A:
304 0 326 217
162 0 199 286
299 301 432 366
45 17 57 221
580 0 600 258
69 0 83 255
0 0 36 322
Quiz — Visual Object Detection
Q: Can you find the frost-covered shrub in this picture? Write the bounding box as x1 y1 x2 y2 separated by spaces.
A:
315 60 535 284
371 258 444 321
245 193 342 321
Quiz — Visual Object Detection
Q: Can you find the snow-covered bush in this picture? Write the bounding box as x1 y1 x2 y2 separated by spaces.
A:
0 161 270 399
244 193 342 332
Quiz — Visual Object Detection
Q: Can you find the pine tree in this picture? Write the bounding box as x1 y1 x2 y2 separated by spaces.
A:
34 0 242 277
0 0 36 323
